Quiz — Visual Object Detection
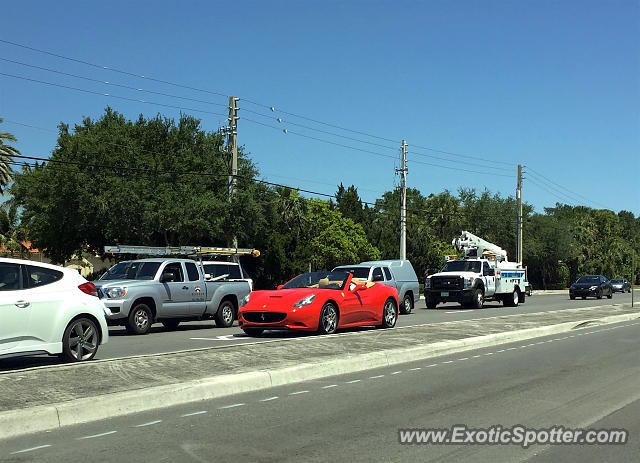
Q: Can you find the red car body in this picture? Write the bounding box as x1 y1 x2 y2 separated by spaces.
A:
238 271 399 335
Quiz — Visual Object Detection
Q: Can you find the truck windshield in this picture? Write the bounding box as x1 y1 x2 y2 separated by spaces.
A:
440 261 481 273
100 261 161 281
333 267 370 279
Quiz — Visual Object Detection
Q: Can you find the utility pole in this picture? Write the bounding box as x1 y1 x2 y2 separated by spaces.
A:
516 164 523 265
398 140 408 260
633 237 635 308
227 96 239 250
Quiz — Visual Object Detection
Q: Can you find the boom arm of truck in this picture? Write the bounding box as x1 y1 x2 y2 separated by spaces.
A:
452 231 508 262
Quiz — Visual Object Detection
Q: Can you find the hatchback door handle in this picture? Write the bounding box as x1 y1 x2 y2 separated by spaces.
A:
15 301 30 308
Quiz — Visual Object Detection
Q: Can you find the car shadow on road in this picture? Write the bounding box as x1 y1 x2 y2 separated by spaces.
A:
107 322 229 336
0 354 64 372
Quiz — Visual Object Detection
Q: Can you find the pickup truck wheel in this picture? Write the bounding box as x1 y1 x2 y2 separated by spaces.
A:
215 300 235 328
472 289 484 309
126 303 152 335
161 320 180 330
243 328 263 337
425 295 437 309
400 294 413 315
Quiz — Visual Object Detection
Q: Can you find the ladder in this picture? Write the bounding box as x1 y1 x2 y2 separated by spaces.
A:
104 245 260 258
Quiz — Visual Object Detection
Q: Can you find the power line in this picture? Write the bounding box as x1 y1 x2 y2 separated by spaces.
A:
526 166 609 209
0 57 229 109
525 176 578 206
0 71 227 119
407 150 512 173
411 143 517 167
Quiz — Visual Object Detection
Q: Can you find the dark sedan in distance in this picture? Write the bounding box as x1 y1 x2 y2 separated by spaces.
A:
569 275 613 300
610 278 631 293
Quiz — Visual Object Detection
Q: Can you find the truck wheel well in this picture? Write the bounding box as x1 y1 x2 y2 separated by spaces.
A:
132 297 157 321
403 290 413 301
475 282 485 293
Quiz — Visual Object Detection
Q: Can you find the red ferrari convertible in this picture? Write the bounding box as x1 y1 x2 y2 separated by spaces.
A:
238 270 399 336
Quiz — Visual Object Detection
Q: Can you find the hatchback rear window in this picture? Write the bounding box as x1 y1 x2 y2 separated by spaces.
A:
25 265 63 288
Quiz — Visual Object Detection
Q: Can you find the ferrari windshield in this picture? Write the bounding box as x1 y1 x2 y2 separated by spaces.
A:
440 260 481 273
283 271 350 290
99 261 161 281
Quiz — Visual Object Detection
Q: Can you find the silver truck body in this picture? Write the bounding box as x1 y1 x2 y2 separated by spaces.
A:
95 258 251 333
333 259 419 314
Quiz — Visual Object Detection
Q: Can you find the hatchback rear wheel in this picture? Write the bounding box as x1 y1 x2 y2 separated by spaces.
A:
61 318 99 362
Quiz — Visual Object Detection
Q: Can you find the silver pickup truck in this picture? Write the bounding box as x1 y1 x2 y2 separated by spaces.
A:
95 258 251 334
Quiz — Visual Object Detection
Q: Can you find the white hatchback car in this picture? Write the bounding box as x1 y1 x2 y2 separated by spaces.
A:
0 258 109 362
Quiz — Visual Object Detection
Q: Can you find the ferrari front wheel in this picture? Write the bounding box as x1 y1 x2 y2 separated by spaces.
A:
380 298 398 329
318 302 339 335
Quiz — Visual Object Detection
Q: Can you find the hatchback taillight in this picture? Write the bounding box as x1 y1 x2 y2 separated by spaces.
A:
78 282 98 297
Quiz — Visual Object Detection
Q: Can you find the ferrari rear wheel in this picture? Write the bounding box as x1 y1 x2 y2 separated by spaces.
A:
318 303 339 335
380 298 397 329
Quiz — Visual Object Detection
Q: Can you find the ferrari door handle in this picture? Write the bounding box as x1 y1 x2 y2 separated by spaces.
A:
15 300 30 308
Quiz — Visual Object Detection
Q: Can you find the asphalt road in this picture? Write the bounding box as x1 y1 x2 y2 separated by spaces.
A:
0 292 636 371
2 320 638 462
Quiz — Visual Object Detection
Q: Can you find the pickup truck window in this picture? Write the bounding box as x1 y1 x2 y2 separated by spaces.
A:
383 267 392 280
483 264 490 276
100 261 161 281
228 265 241 279
163 262 184 282
333 267 370 279
185 262 200 281
372 267 384 282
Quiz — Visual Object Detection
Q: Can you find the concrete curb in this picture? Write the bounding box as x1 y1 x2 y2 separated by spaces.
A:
1 310 638 440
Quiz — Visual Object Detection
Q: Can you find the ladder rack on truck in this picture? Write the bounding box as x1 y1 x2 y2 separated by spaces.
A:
104 245 260 258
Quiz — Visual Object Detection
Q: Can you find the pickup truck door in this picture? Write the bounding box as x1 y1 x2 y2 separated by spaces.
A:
159 262 192 316
184 261 207 316
483 262 496 296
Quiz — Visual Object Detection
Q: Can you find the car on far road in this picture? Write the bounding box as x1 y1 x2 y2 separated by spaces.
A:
238 270 399 336
569 275 613 300
610 278 631 293
333 259 419 315
0 257 109 362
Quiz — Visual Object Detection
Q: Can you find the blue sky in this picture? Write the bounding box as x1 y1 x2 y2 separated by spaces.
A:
1 0 638 214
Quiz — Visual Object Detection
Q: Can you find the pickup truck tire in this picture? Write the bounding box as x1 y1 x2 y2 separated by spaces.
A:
425 295 437 309
215 300 235 328
400 294 413 315
243 328 263 337
126 303 153 335
503 289 519 307
471 289 484 309
161 320 181 330
379 298 398 329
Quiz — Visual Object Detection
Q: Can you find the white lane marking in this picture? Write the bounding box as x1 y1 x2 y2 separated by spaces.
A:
526 343 537 347
544 340 554 343
442 360 454 364
10 445 52 455
496 349 506 353
425 363 439 367
190 335 245 341
135 420 162 428
484 352 495 356
391 371 402 375
369 375 385 379
218 403 245 409
346 379 361 384
518 345 528 349
457 357 469 361
506 347 518 351
77 430 117 440
288 390 309 395
322 384 338 389
260 396 279 402
409 367 421 371
472 354 483 358
181 410 207 417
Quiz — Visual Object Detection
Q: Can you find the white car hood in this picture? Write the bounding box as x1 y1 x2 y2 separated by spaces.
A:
429 271 478 279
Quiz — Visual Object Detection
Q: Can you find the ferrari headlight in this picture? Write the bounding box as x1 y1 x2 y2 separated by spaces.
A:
293 294 316 308
105 287 127 299
240 293 251 307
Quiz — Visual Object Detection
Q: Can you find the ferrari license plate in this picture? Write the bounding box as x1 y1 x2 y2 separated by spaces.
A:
441 291 449 297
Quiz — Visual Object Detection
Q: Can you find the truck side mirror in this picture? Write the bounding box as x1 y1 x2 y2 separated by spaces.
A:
372 274 384 282
488 268 495 276
161 271 176 283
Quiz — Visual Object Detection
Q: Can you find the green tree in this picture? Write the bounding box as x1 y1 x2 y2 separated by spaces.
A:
0 117 20 193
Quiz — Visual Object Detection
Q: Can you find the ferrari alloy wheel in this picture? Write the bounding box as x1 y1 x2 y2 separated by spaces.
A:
318 303 338 335
380 299 397 329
